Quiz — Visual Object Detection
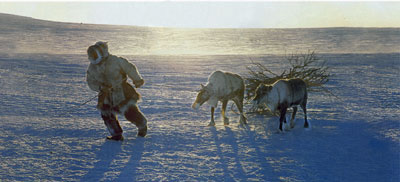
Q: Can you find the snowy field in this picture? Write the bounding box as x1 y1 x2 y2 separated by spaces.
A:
0 14 399 181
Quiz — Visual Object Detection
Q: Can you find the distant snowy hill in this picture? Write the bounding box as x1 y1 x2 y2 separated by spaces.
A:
0 13 139 30
0 13 150 55
2 13 399 56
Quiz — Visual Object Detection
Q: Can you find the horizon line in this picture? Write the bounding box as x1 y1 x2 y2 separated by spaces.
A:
2 12 400 29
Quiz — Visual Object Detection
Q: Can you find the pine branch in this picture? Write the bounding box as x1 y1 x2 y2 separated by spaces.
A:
245 51 331 102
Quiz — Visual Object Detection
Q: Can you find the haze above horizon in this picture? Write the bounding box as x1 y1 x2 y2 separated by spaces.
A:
0 1 399 28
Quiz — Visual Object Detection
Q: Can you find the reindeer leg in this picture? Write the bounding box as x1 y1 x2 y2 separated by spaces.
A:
301 102 309 128
279 106 288 131
290 106 298 128
233 98 247 125
208 107 216 126
221 100 229 125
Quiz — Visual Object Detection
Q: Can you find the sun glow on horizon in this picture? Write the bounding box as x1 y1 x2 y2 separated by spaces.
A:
0 1 399 28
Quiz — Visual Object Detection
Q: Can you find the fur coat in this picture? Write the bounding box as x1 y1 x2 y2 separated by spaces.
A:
86 55 143 111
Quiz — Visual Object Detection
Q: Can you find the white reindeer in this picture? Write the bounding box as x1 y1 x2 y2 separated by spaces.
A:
192 70 247 126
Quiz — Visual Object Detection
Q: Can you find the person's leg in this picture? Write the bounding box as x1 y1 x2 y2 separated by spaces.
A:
124 105 148 137
101 107 123 140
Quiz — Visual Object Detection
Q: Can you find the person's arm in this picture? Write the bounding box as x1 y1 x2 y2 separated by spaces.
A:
86 70 102 92
118 57 144 88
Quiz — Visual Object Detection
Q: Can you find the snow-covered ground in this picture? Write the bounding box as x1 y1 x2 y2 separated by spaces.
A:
0 14 399 181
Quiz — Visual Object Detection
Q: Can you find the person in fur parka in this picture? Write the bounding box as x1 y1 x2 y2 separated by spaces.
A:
86 41 147 140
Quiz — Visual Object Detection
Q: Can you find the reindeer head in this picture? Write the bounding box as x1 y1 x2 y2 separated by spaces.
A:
253 84 273 105
192 84 211 109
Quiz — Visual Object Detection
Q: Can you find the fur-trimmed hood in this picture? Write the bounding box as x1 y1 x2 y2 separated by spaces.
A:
87 41 109 65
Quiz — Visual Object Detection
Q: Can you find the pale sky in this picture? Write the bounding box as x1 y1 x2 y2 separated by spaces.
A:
0 1 399 28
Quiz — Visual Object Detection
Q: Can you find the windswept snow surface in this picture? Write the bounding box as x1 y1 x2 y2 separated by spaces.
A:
0 53 398 181
0 13 399 182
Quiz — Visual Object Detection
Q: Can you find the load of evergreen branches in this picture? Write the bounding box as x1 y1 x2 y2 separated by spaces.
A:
245 51 331 112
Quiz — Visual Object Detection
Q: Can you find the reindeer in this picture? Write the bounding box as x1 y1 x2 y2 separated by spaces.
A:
253 78 309 131
192 71 247 126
